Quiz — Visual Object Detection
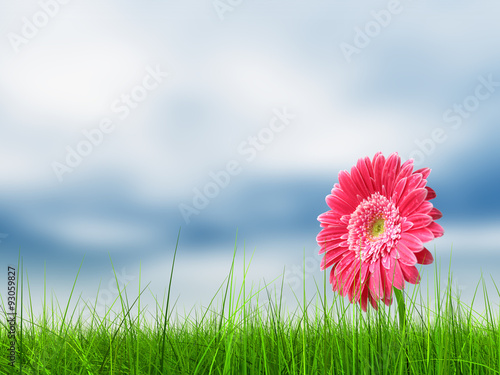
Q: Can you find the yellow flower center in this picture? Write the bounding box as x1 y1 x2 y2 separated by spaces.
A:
370 218 385 238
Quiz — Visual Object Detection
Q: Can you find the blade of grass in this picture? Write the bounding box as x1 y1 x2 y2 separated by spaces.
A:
159 227 181 374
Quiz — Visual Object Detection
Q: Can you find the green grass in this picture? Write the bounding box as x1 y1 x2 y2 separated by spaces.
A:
1 232 500 374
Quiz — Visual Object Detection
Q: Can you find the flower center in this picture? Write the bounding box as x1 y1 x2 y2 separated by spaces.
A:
370 218 385 238
347 193 402 263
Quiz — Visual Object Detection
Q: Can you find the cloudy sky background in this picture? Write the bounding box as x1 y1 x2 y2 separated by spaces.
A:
0 0 499 323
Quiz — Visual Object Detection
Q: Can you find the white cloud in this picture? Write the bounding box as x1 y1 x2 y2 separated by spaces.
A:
30 215 156 249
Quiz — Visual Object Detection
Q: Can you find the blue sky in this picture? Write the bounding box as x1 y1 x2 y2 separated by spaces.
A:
1 0 499 321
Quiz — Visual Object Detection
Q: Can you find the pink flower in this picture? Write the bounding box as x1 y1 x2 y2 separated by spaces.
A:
317 152 444 311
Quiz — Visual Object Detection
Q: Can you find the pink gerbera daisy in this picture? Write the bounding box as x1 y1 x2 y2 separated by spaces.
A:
316 152 444 311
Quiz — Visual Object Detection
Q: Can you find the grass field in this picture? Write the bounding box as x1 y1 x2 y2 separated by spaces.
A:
1 235 500 374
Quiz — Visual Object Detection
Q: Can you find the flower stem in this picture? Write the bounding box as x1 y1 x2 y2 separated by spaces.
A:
393 287 409 373
393 288 406 330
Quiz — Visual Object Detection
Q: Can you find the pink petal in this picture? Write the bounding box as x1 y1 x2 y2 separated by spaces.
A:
400 232 424 251
396 241 417 266
417 178 428 189
400 174 423 201
429 207 443 220
330 267 341 290
351 166 371 199
382 152 401 196
390 247 400 259
399 188 428 216
332 252 356 292
396 162 414 181
414 167 431 180
406 214 433 230
318 238 346 254
326 195 354 215
360 286 369 312
428 221 444 238
357 157 375 192
381 253 393 270
368 292 378 310
414 247 433 265
340 215 350 225
338 170 359 199
384 260 404 290
400 263 421 284
346 269 361 302
392 177 407 205
381 263 394 297
416 201 433 215
320 250 345 270
316 225 347 242
360 261 370 283
335 187 361 208
373 153 386 193
408 227 435 243
369 259 383 299
425 186 437 200
317 212 342 226
401 158 414 170
381 184 388 197
401 218 413 232
330 265 346 291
